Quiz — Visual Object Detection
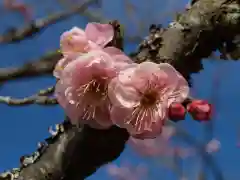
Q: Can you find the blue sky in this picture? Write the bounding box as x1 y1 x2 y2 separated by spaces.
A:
0 0 239 179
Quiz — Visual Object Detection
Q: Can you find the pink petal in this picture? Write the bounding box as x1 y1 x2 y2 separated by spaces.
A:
60 26 102 57
85 22 114 47
110 106 136 130
55 81 69 108
108 78 140 108
55 82 84 123
94 103 113 127
53 57 76 78
61 50 116 86
60 27 88 56
69 26 85 35
158 63 189 103
103 46 133 64
132 117 166 139
166 76 189 105
110 103 166 136
61 58 93 87
132 62 161 82
117 63 139 85
126 62 168 92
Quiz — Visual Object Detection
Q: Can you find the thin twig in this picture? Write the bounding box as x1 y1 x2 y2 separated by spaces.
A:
0 0 97 44
58 0 142 43
37 86 55 96
0 51 62 83
166 120 224 180
0 86 57 106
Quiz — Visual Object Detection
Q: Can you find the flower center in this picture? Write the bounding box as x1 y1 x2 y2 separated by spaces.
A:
75 78 108 121
140 91 158 107
89 79 107 97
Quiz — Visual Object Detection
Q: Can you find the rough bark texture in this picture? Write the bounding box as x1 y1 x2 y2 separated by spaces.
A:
0 0 239 179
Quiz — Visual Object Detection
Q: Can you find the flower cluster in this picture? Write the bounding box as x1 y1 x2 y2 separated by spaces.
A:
53 22 209 139
168 100 212 122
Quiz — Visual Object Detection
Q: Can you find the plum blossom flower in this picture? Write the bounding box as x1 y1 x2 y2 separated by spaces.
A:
54 22 114 78
129 126 177 156
108 62 189 137
61 22 113 56
55 47 132 128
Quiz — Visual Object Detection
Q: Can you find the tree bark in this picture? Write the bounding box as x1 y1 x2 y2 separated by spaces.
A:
0 0 239 179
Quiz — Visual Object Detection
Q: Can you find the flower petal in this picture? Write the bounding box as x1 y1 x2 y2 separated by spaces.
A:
110 102 167 136
53 57 75 78
132 118 165 139
60 27 89 57
108 78 140 108
127 62 167 92
103 47 133 63
94 104 113 127
61 57 94 87
55 82 84 123
85 22 114 47
158 63 186 88
110 105 134 129
158 63 189 105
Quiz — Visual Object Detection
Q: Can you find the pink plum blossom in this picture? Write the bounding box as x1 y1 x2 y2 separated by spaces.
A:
55 47 132 128
54 22 114 78
128 127 195 165
108 62 189 137
61 22 113 56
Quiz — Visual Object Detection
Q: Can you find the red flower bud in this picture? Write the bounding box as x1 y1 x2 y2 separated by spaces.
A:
187 100 212 121
168 103 186 122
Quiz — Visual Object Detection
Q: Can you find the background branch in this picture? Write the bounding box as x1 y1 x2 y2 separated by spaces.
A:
0 0 98 44
0 51 61 83
0 86 57 106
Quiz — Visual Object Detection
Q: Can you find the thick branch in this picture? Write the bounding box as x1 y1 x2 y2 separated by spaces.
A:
133 0 239 83
1 0 239 180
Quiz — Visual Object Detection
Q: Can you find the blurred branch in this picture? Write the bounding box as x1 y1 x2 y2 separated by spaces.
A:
0 51 62 83
0 0 143 84
3 0 32 22
0 86 57 106
58 0 142 42
0 0 97 44
166 120 224 180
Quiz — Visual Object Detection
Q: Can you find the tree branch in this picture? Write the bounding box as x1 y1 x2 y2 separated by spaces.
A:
1 0 239 179
0 86 57 106
0 2 143 84
0 0 98 44
57 0 142 42
0 51 62 83
133 0 239 84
